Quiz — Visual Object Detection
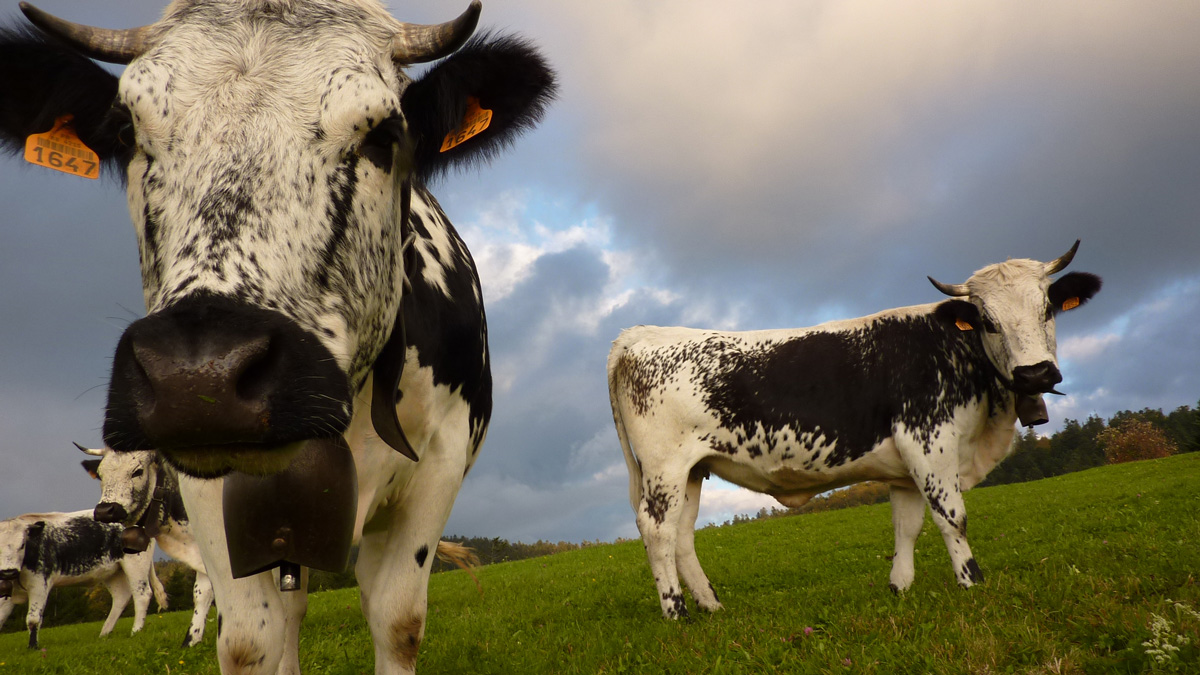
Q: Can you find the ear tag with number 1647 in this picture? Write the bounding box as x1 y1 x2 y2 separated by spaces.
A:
24 115 100 179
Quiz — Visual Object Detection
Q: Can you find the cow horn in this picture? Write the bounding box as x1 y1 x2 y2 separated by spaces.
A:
1044 239 1080 275
390 0 481 64
74 441 104 457
20 2 151 65
928 276 970 297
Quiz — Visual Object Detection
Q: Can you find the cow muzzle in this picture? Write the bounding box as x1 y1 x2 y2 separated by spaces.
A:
104 294 353 477
0 569 17 598
1010 360 1063 396
93 502 128 524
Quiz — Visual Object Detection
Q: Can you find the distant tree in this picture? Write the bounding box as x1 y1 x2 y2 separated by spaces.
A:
1164 402 1200 453
1097 418 1178 464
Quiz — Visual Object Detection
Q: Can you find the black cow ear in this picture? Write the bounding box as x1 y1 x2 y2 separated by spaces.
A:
401 32 556 181
0 27 127 174
81 459 102 479
1049 272 1102 314
934 299 981 332
27 521 45 537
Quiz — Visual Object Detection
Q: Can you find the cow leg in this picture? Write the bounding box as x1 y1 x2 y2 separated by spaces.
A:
125 555 154 634
179 475 293 675
674 471 721 612
277 568 308 673
0 597 13 631
183 571 215 647
636 465 691 619
355 433 469 675
24 577 49 648
888 485 926 592
100 574 132 636
900 442 981 588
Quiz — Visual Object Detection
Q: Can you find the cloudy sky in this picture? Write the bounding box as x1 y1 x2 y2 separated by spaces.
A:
1 0 1198 545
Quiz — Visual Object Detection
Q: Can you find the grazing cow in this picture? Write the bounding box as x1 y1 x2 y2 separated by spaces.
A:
79 445 215 648
0 1 553 672
609 243 1101 618
0 511 167 648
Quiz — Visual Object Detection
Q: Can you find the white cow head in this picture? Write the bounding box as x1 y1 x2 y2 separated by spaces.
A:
78 444 159 526
930 240 1102 395
13 1 554 477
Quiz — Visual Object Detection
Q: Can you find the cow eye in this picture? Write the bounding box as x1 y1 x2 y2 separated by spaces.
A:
359 117 405 170
980 315 1000 334
132 468 144 478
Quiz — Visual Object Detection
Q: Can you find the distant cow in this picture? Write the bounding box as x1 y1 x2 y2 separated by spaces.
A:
608 242 1101 618
80 445 214 647
0 511 166 647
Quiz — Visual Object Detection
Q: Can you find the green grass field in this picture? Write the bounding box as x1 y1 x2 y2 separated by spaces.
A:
2 453 1197 674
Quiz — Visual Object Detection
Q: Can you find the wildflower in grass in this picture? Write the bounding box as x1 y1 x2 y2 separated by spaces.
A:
1142 611 1192 669
804 627 814 636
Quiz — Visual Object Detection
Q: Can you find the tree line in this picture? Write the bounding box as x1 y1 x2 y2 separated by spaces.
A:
5 400 1196 632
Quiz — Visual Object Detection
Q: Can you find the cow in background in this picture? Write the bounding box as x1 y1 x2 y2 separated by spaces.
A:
609 242 1101 618
0 1 553 671
80 445 214 647
0 511 167 647
79 444 484 649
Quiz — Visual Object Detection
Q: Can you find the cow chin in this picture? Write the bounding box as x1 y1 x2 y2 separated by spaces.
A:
161 441 308 479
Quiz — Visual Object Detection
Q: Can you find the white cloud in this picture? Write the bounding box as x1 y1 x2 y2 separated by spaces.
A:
695 481 784 527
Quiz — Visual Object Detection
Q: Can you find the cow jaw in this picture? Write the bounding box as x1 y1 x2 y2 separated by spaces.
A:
162 440 306 478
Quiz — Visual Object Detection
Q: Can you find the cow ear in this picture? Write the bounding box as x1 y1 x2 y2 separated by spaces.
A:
81 459 102 479
27 521 45 537
401 32 556 182
1049 272 1102 314
934 299 982 332
0 27 128 175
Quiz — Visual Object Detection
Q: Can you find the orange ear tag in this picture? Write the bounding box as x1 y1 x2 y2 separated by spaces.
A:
955 319 974 331
440 96 492 152
1062 297 1080 311
24 115 100 179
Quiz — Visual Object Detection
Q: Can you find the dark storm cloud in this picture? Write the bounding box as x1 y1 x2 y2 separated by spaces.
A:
2 1 1197 544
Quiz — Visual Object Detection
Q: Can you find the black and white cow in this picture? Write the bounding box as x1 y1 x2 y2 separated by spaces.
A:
608 243 1102 618
0 1 553 672
0 511 167 648
79 446 215 648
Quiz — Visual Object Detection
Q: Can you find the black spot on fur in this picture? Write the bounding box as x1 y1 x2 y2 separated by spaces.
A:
698 315 1007 465
414 545 429 568
964 558 984 584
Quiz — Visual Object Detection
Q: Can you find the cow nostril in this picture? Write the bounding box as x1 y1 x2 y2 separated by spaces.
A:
235 335 282 402
0 569 17 580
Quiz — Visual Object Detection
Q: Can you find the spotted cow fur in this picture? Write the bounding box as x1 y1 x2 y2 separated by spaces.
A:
609 247 1101 618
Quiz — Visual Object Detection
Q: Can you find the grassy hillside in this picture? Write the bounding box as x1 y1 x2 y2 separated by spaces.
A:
2 453 1197 674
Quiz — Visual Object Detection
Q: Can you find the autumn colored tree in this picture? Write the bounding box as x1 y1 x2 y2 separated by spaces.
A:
1097 418 1178 464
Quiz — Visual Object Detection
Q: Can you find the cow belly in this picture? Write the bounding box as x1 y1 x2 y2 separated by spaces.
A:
704 440 912 500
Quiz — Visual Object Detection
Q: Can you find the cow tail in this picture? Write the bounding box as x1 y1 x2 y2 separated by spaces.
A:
607 338 643 516
435 540 482 597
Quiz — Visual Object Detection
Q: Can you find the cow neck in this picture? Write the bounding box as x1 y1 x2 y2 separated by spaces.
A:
135 484 169 539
